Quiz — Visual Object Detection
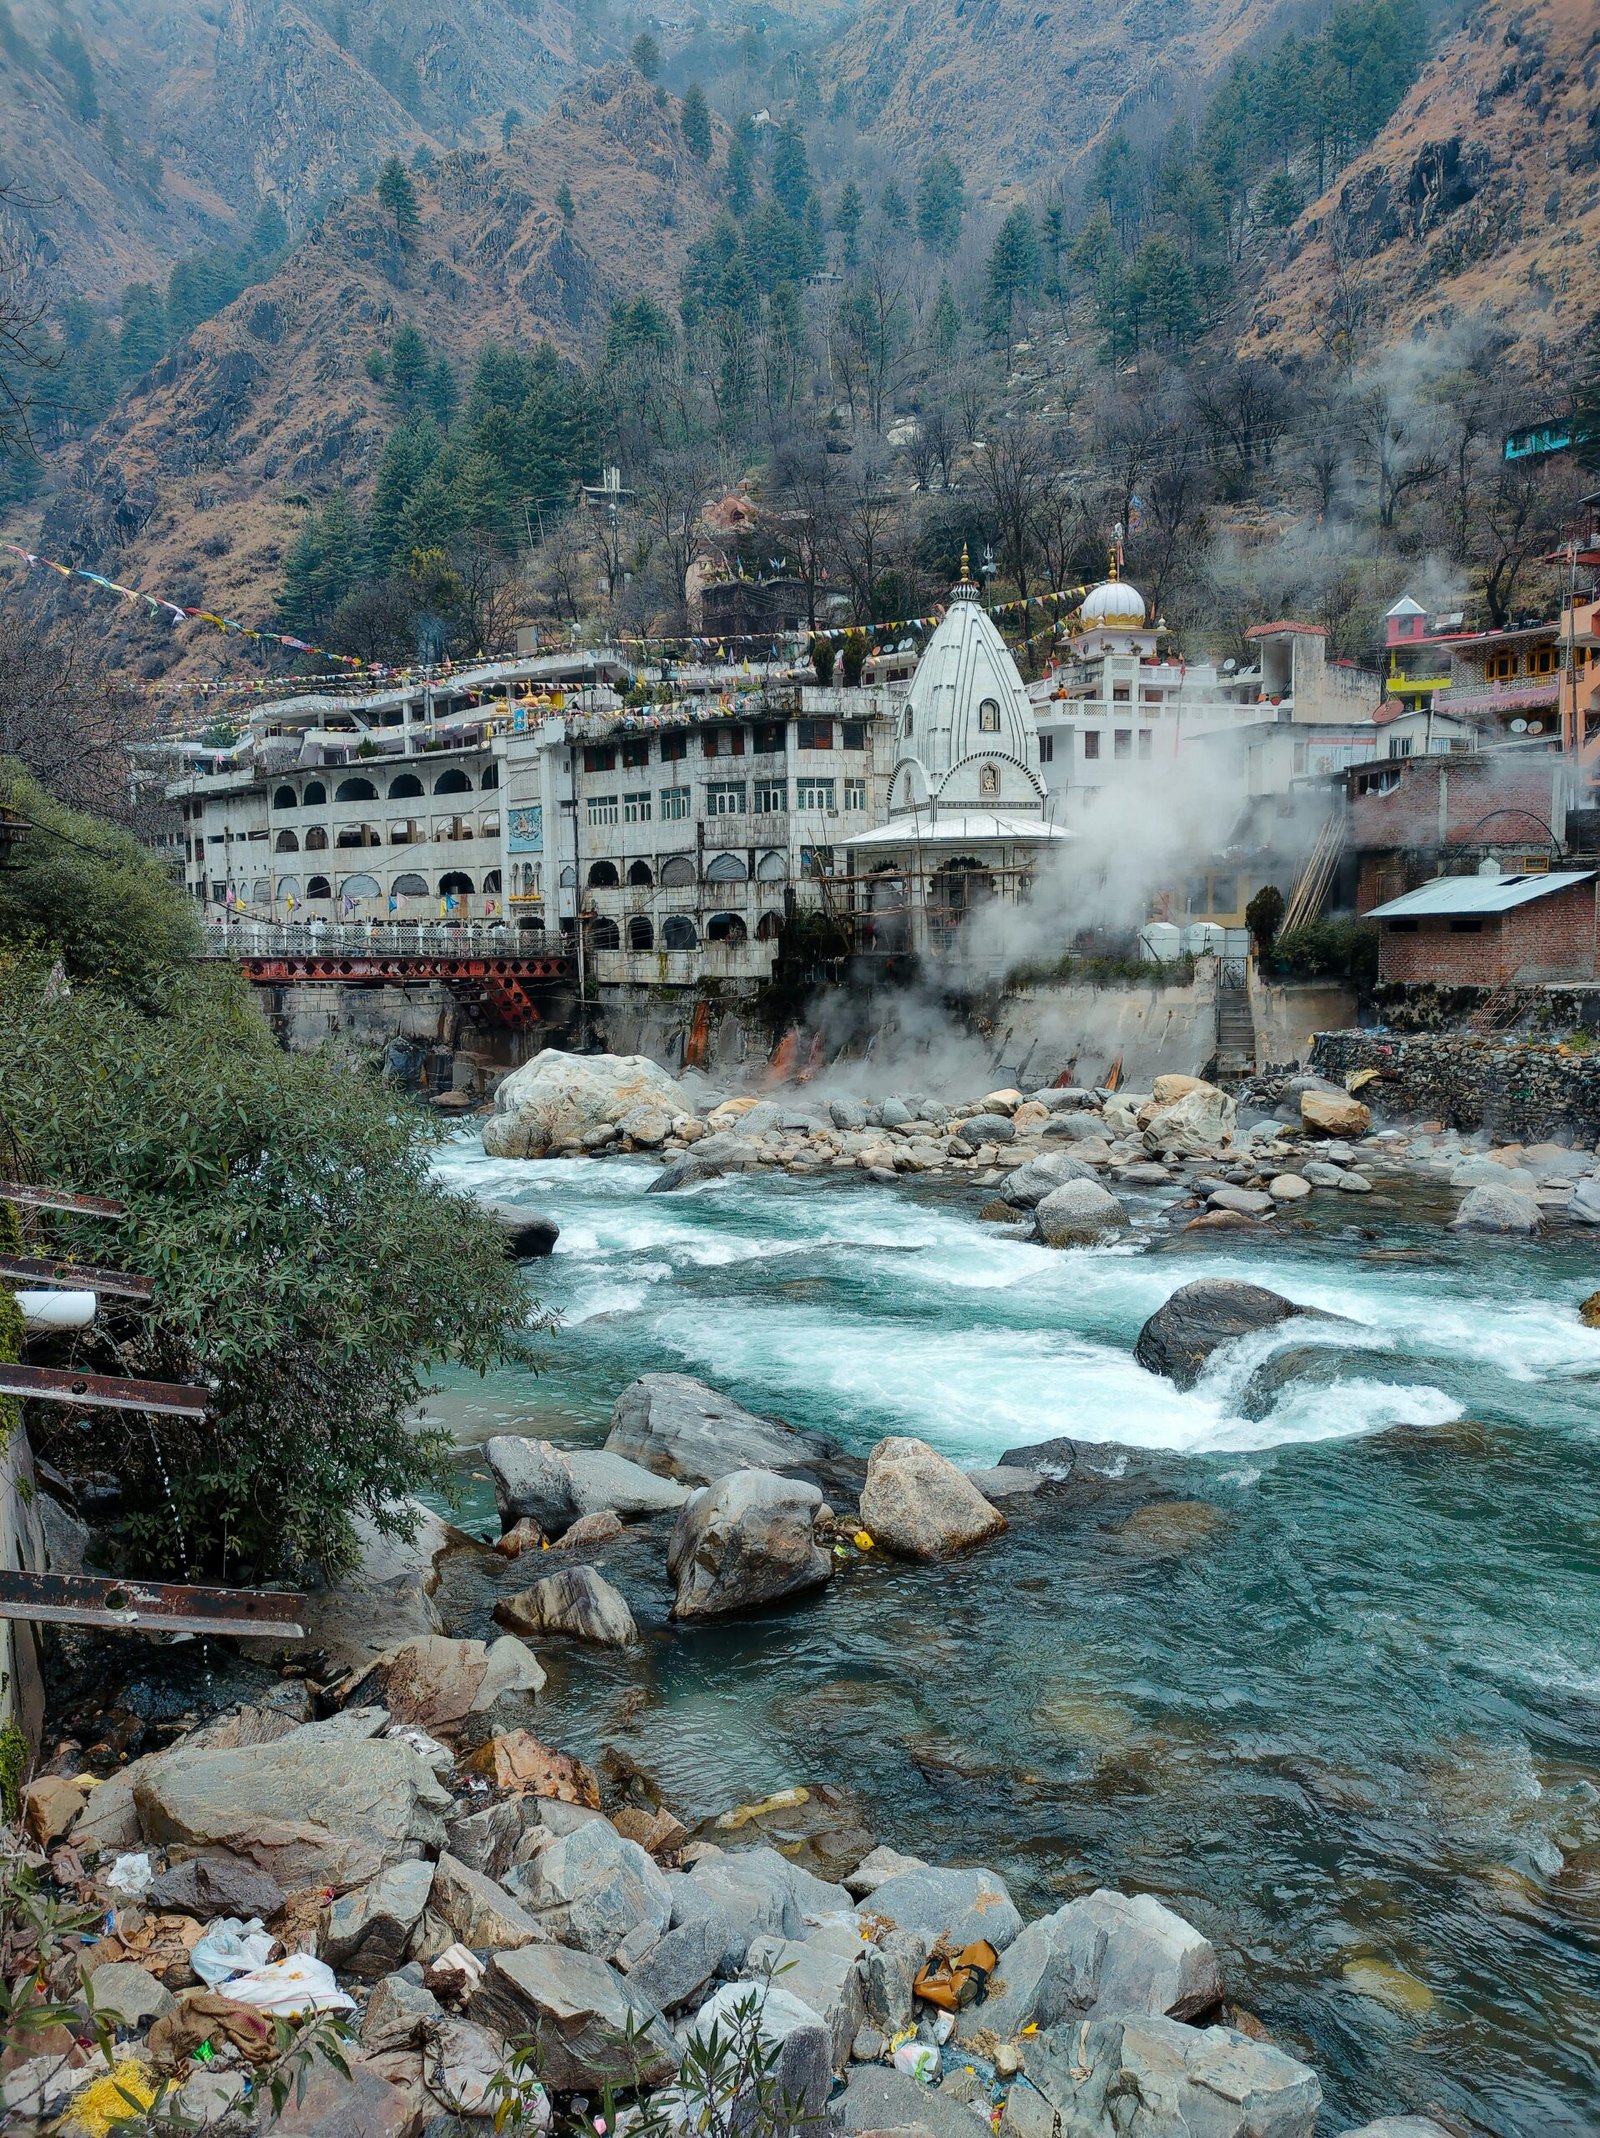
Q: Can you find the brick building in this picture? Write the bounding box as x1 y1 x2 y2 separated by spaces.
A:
1349 749 1576 912
1366 871 1600 986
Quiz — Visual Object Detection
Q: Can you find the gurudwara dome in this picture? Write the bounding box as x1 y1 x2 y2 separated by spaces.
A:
1079 569 1148 628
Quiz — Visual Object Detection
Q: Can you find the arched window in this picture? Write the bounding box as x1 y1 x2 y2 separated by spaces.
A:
663 915 699 950
559 864 577 887
591 917 621 950
340 872 381 899
305 875 332 899
756 910 784 941
904 709 913 736
756 851 788 881
706 851 747 882
627 859 654 887
388 772 423 799
337 823 381 848
520 862 538 894
276 875 301 900
588 860 620 888
978 698 1000 733
304 826 329 850
273 784 297 809
660 855 696 888
440 870 475 895
303 780 326 805
274 829 299 853
483 869 502 893
481 763 500 789
434 767 472 794
628 914 655 950
250 879 271 903
392 871 428 896
334 776 377 802
708 911 747 944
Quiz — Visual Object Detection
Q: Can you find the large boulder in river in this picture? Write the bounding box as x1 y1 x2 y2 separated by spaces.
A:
494 1566 638 1648
1035 1178 1129 1246
606 1372 840 1484
999 1151 1100 1209
483 1050 686 1160
1450 1183 1542 1234
961 1888 1221 2042
859 1437 1005 1560
1135 1279 1321 1390
667 1470 832 1620
486 1437 688 1535
1301 1088 1372 1137
1022 2015 1320 2138
1141 1081 1235 1156
477 1202 560 1258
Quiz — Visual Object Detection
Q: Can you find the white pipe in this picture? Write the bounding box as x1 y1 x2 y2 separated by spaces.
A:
15 1290 98 1332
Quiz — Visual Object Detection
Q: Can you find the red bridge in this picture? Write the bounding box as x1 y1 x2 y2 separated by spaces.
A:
214 924 575 1030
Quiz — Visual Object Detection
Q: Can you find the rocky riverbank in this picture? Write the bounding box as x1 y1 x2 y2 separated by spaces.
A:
8 1338 1453 2138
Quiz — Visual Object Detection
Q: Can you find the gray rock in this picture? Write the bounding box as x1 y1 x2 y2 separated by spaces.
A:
423 2016 508 2118
147 1851 286 1921
430 1852 545 1952
495 1565 638 1647
479 1202 561 1258
1334 2123 1454 2137
1451 1183 1542 1234
745 1922 866 2070
999 1152 1100 1208
1135 1280 1331 1391
1023 2014 1319 2137
648 1155 724 1194
1207 1186 1274 1217
859 1438 1006 1561
444 1798 523 1883
1335 1171 1373 1194
469 1945 677 2091
835 2064 992 2138
859 1926 933 2034
880 1098 913 1128
132 1732 451 1891
606 1373 839 1485
687 1981 833 2126
830 1098 869 1129
844 1844 928 1899
486 1438 688 1535
1042 1114 1111 1143
1034 1178 1129 1247
956 1113 1015 1148
485 1050 688 1160
87 1960 175 2029
510 1816 673 1955
1030 1087 1099 1111
344 1634 544 1741
174 2069 249 2123
670 1845 849 1960
1570 1176 1600 1223
999 2078 1056 2138
323 1858 435 1980
964 1466 1044 1499
867 1864 1022 1951
617 1105 674 1149
624 1910 728 2012
959 1889 1221 2043
667 1469 832 1620
360 1967 441 2052
1300 1160 1346 1187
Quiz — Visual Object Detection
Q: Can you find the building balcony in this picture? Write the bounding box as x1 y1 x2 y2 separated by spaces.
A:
1435 679 1560 716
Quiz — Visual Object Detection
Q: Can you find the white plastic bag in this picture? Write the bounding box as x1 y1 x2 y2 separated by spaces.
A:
190 1917 277 1989
105 1853 152 1901
224 1953 355 2018
892 2042 938 2085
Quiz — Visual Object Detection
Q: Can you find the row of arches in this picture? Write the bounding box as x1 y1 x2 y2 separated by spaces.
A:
272 765 498 809
273 817 495 853
587 910 782 952
270 869 502 901
584 851 789 890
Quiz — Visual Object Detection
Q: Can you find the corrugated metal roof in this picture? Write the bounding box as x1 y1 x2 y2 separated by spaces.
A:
1367 870 1595 918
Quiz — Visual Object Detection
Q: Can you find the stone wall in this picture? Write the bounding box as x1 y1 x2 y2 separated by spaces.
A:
1310 1028 1600 1142
253 979 573 1094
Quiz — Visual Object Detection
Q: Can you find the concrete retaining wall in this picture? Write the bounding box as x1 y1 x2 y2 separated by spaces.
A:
1310 1029 1600 1143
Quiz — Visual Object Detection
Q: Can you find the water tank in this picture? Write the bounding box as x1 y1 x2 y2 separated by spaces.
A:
1183 922 1226 959
1137 922 1183 964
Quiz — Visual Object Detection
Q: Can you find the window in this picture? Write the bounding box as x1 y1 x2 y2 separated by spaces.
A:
1084 731 1101 760
661 731 689 762
1112 684 1130 703
273 785 296 809
305 827 329 849
801 845 834 878
1114 730 1132 759
583 745 616 772
1450 916 1485 933
627 859 653 886
754 778 788 812
797 718 833 749
303 779 326 805
1210 876 1237 913
1138 730 1153 759
481 763 499 789
706 852 747 882
707 781 746 815
621 738 650 768
980 765 998 796
663 915 698 948
439 870 474 894
628 915 655 950
978 698 1000 733
754 721 784 754
1387 918 1419 932
591 917 621 949
623 791 651 823
434 767 471 794
661 854 696 887
1039 734 1054 763
588 861 619 887
335 776 377 802
844 778 866 810
904 709 914 736
587 795 619 826
392 871 428 896
660 786 691 820
842 720 866 749
274 830 298 852
796 776 835 810
389 772 423 798
707 912 747 944
1531 647 1556 675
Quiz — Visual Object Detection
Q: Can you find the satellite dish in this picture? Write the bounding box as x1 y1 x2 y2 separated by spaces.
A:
1222 657 1236 673
1478 858 1503 878
1527 720 1544 735
1509 718 1528 733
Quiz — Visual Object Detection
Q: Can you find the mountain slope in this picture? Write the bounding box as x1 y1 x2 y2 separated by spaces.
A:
1244 0 1600 371
36 72 723 661
0 0 594 301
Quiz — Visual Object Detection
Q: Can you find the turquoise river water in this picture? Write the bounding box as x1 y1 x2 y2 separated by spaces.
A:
426 1135 1600 2136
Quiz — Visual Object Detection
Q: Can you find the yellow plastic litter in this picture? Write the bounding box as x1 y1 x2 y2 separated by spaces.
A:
60 2058 158 2137
716 1787 809 1830
887 2026 918 2052
1020 2023 1039 2036
854 1531 874 1551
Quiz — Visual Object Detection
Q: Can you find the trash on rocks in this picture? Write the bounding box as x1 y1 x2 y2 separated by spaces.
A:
717 1787 809 1829
423 1940 487 2001
223 1953 356 2018
148 1988 278 2070
914 1939 998 2011
893 2040 939 2083
105 1851 153 1900
190 1916 277 1989
384 1720 455 1773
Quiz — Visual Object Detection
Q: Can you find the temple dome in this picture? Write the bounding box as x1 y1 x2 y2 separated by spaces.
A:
1080 574 1147 627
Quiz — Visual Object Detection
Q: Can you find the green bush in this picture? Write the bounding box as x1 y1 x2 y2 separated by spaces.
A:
1268 919 1378 982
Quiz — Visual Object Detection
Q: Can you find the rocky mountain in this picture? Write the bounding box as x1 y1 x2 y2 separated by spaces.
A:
1245 0 1599 373
0 0 597 301
39 71 725 659
828 0 1284 200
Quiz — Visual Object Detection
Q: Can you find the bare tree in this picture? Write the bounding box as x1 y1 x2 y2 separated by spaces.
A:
0 185 53 456
1476 457 1567 628
976 422 1058 666
768 433 846 626
1352 370 1443 533
0 611 136 816
1191 359 1291 499
832 457 901 620
640 446 723 623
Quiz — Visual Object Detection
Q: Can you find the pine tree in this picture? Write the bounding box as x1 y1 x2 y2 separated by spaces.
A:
929 278 961 365
368 417 442 572
915 155 965 254
680 81 712 161
426 356 458 428
725 135 753 216
630 31 660 79
248 199 289 262
556 182 575 224
376 155 418 239
984 205 1040 365
389 323 430 406
502 106 521 149
771 120 812 222
880 178 908 231
117 283 167 379
835 180 863 266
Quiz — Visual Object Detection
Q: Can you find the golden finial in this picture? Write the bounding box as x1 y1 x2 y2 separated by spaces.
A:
960 542 972 582
1107 548 1119 581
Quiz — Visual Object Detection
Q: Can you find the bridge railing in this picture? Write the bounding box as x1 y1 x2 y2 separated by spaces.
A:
207 921 548 960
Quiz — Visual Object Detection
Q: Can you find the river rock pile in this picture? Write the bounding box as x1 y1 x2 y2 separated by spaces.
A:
5 1372 1439 2138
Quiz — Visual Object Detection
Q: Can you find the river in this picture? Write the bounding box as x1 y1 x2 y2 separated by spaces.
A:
426 1134 1600 2135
